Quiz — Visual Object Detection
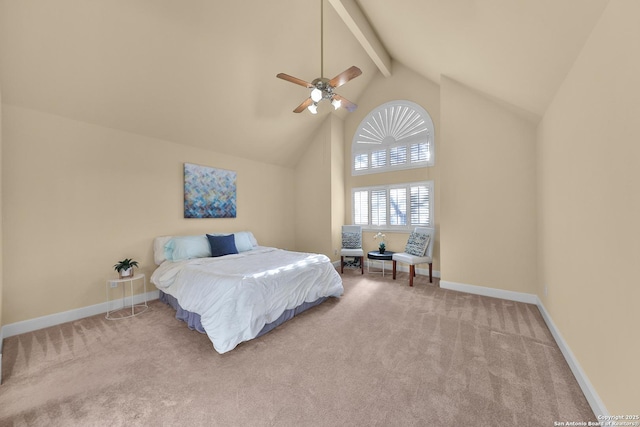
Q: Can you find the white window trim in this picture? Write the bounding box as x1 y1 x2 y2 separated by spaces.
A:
352 181 434 232
352 100 435 176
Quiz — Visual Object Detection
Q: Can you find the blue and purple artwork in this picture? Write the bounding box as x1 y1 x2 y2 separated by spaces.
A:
184 163 237 218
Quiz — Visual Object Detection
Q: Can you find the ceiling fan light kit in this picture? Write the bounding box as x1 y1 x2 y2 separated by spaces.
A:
276 0 361 114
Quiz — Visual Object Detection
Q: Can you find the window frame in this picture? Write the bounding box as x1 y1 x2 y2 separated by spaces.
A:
351 181 434 232
352 100 435 176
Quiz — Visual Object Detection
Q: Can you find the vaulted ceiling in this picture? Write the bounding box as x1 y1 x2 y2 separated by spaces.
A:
0 0 610 166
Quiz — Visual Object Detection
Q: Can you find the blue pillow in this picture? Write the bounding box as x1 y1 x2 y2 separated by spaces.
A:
206 234 239 257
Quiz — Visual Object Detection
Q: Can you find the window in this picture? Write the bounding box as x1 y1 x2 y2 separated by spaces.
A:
352 181 433 230
352 100 434 175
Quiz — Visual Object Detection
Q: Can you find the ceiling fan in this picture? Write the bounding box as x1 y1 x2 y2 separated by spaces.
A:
276 0 362 114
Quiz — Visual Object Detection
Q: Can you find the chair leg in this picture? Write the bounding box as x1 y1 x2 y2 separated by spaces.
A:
340 256 344 274
409 265 415 287
392 261 397 280
429 263 433 283
360 256 364 274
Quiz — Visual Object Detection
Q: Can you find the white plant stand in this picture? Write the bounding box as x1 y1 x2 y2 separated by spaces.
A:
105 273 148 319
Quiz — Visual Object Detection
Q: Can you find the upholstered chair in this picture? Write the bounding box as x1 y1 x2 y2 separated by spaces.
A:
340 225 364 274
392 227 435 286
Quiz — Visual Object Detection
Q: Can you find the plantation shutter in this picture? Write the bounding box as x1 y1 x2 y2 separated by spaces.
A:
410 185 430 225
371 190 387 226
353 190 369 225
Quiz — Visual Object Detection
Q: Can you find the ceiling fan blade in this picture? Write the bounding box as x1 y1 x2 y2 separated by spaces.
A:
328 66 362 88
276 73 314 88
293 97 313 113
332 94 357 112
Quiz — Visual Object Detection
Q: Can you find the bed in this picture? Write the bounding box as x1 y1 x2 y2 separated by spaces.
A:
150 232 344 354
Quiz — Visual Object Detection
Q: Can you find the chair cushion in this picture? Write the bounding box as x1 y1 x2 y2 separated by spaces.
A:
342 232 361 249
392 252 431 264
405 232 430 256
341 248 364 257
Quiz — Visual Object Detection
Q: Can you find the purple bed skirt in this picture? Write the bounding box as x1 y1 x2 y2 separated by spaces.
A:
158 290 328 339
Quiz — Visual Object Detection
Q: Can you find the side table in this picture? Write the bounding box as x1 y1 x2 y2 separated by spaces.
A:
367 251 395 276
106 273 148 320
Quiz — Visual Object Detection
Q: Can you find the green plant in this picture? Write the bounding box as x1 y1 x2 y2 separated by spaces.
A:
113 258 139 273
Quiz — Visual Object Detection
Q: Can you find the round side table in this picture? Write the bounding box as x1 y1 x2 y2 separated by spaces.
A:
367 251 395 276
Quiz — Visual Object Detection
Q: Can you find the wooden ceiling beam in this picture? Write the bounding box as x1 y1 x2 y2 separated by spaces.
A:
328 0 392 77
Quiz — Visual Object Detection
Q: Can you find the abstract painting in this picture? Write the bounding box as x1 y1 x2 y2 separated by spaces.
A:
184 163 237 218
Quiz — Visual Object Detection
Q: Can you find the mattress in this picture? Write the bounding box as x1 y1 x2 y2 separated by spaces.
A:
151 246 343 353
159 290 328 339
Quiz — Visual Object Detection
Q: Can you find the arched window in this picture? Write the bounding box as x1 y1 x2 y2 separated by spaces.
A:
352 100 435 175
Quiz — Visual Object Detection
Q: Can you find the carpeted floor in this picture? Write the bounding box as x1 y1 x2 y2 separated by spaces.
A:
0 269 595 426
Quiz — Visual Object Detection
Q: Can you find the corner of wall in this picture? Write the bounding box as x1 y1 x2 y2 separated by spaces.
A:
1 85 4 385
330 114 345 261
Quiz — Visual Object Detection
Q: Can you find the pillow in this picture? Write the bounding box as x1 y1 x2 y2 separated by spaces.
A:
154 235 174 265
207 234 239 257
342 232 361 249
164 235 211 262
233 231 254 252
405 232 431 257
247 232 258 247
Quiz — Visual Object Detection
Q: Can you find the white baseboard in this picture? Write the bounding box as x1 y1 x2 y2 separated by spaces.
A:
439 279 608 417
1 290 159 339
440 280 538 304
535 299 609 417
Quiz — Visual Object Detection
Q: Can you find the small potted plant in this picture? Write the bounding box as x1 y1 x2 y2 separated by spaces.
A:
114 258 139 279
374 232 386 254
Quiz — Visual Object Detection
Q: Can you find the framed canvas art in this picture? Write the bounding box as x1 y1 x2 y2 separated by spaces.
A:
184 163 237 218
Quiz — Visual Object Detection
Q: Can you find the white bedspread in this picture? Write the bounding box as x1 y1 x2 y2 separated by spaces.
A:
150 247 343 353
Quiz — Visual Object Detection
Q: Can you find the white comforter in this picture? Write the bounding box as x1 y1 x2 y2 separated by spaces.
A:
150 247 344 353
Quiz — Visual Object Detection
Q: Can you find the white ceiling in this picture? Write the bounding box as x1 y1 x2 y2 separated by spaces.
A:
0 0 610 166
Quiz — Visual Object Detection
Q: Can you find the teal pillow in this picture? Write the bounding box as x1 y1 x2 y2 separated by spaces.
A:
233 232 254 252
164 235 211 261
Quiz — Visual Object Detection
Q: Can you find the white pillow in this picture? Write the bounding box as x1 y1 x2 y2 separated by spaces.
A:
233 231 255 252
165 235 211 262
247 231 258 247
154 236 174 265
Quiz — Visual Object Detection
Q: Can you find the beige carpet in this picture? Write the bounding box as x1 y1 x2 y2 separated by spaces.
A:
0 270 595 426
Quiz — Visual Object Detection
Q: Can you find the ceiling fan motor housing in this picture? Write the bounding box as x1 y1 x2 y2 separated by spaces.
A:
312 77 334 100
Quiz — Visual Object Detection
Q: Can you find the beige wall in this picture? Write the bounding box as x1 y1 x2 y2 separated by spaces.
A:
294 114 345 261
2 105 296 325
343 61 441 266
330 115 345 260
537 0 640 413
0 85 3 338
294 118 333 256
440 77 538 294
